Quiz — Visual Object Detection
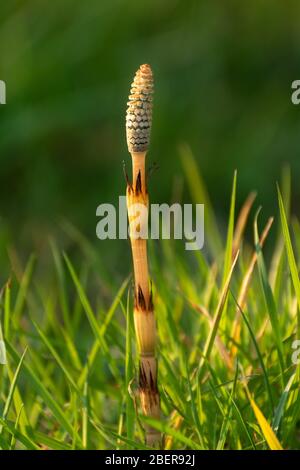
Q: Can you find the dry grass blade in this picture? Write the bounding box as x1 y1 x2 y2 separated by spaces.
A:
232 191 256 258
244 387 283 450
164 412 184 450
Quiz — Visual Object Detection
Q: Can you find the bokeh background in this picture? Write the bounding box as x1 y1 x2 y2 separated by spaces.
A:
1 0 300 279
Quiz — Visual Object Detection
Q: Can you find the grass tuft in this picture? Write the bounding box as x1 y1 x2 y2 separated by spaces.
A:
0 163 299 449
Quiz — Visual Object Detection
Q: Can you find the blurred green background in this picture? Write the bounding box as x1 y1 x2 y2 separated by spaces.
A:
1 0 300 279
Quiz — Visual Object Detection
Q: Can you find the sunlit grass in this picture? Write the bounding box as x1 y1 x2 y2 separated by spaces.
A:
0 152 300 449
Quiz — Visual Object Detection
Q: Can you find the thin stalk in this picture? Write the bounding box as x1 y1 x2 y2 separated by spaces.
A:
125 64 161 447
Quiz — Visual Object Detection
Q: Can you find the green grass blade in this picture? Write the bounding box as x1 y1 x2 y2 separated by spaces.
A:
64 253 122 381
32 320 79 392
33 432 74 450
109 430 151 450
125 290 135 445
185 359 205 448
9 404 24 450
216 364 238 449
199 250 239 376
6 342 78 441
0 417 39 450
64 253 105 346
4 280 11 340
82 380 89 449
278 186 300 312
231 292 274 413
272 372 296 433
50 240 72 332
229 395 256 449
254 210 285 381
222 170 237 287
77 275 129 387
13 254 36 320
0 347 27 433
140 415 202 449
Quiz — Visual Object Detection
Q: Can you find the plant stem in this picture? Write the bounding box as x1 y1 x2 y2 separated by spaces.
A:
125 65 161 447
126 151 160 447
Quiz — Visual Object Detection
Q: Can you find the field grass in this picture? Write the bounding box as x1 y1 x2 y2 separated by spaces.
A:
0 151 300 450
